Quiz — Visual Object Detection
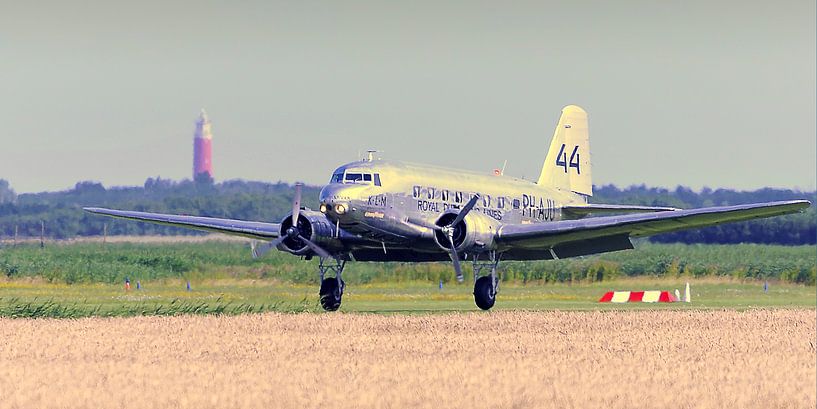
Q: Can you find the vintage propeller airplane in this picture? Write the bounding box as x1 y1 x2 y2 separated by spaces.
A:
85 105 810 311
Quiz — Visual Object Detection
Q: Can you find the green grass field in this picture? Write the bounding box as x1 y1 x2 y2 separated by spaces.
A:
0 240 813 317
2 241 815 285
0 277 813 317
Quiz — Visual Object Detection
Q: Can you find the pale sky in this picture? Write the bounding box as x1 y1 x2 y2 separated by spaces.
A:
1 0 814 193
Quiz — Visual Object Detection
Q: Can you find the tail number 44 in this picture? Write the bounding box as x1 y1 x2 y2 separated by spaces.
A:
555 144 580 174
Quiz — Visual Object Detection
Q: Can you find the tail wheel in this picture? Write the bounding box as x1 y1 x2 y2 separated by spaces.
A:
319 277 343 311
474 276 496 310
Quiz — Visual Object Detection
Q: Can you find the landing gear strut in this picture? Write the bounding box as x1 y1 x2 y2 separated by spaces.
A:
472 251 501 310
318 258 346 311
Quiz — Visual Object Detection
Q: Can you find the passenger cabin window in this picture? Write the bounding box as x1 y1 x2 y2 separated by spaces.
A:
497 197 505 209
512 199 521 209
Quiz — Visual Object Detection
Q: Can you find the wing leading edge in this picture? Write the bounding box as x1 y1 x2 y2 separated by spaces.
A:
83 207 281 240
561 203 680 218
497 200 810 257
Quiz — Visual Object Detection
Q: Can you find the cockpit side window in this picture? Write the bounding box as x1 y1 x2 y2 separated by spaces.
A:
363 174 372 182
331 173 343 183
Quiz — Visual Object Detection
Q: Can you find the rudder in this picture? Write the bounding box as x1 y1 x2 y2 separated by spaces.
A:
537 105 592 197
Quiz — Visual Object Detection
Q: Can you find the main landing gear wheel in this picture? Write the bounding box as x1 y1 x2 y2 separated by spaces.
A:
317 258 346 312
319 277 344 311
472 251 500 310
473 276 496 310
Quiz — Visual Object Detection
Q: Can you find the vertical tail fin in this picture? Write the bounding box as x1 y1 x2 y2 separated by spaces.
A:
537 105 592 197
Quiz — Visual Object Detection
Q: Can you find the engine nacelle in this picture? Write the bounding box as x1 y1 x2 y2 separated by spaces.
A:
279 210 343 256
433 210 500 253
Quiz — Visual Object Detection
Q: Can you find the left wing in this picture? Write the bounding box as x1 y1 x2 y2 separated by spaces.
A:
84 207 281 240
497 200 810 258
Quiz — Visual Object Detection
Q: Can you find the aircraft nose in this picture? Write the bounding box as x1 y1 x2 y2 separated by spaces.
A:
319 185 359 217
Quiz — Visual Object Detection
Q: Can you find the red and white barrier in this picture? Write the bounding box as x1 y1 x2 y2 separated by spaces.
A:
598 290 678 303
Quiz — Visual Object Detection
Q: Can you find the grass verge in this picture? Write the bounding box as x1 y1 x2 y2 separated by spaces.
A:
0 277 812 317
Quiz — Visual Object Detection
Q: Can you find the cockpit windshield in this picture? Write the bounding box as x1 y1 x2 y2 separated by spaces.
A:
329 171 382 186
345 173 364 183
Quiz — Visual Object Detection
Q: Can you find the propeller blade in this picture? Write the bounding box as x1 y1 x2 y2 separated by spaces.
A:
251 236 287 259
446 232 464 282
450 194 480 227
297 234 333 259
251 241 271 259
291 183 302 228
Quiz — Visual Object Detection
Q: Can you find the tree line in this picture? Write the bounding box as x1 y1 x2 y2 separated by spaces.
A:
0 178 813 244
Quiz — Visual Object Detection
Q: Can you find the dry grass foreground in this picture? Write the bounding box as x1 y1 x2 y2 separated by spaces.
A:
0 310 813 409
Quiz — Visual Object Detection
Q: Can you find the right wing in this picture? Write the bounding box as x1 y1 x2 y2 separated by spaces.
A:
497 200 810 258
561 203 680 218
84 207 281 240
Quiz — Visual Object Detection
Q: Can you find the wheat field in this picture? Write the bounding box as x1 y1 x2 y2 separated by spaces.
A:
0 310 813 409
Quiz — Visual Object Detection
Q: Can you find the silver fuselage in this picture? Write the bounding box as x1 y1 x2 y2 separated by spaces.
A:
318 159 587 256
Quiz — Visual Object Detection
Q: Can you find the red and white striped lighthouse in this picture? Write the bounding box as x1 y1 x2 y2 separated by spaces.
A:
193 109 213 179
